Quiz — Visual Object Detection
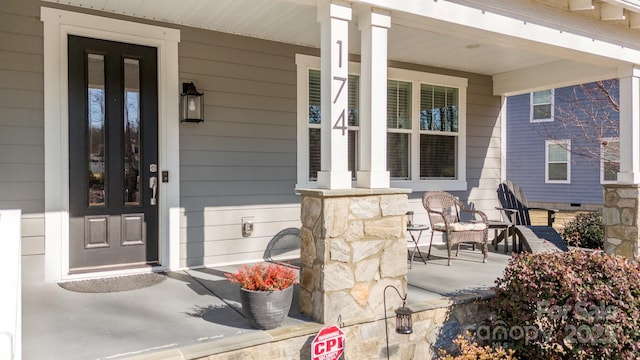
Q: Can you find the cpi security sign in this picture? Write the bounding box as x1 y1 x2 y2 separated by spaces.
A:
311 325 345 360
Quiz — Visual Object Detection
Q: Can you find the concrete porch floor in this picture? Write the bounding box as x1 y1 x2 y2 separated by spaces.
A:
22 243 513 360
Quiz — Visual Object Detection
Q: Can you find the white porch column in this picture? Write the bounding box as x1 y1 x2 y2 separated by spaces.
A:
317 1 352 189
603 65 640 260
616 65 640 184
356 9 391 189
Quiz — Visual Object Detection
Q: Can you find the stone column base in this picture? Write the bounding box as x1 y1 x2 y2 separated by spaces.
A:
296 188 411 324
603 184 640 260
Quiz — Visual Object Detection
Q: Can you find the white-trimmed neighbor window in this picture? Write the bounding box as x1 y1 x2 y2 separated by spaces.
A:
545 139 570 183
531 89 554 122
601 138 619 184
296 54 467 190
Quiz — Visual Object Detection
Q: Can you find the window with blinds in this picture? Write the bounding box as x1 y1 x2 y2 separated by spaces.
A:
387 80 411 179
307 69 359 181
419 84 459 179
420 85 459 132
297 54 467 189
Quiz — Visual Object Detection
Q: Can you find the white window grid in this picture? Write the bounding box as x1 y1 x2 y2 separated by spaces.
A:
545 139 571 184
530 89 554 123
600 137 620 184
295 54 468 191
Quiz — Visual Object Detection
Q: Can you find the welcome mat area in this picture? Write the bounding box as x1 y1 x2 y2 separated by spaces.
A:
58 272 167 293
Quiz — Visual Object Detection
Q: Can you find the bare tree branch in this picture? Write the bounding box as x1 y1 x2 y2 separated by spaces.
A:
530 80 619 164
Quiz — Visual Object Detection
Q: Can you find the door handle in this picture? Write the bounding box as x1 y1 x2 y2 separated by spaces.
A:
149 176 157 205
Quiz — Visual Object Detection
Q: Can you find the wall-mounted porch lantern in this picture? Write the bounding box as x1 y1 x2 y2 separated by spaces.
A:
180 82 204 123
384 285 414 359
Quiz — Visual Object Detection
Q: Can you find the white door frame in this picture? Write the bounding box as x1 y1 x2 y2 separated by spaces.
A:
41 7 181 281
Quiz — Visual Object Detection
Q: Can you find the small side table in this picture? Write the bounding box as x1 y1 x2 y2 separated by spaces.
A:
488 220 513 253
406 224 430 268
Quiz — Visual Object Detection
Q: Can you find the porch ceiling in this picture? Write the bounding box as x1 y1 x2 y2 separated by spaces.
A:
44 0 638 94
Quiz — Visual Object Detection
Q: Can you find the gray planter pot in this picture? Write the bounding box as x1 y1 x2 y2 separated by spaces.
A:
239 286 293 330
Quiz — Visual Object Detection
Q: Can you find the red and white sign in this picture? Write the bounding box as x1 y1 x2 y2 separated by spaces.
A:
311 325 345 360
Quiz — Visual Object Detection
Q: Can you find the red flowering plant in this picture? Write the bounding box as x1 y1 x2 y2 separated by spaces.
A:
225 262 297 291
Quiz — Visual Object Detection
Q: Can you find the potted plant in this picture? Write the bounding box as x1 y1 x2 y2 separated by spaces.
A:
225 262 297 329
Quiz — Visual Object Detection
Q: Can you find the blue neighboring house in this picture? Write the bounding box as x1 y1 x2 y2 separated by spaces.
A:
506 80 619 210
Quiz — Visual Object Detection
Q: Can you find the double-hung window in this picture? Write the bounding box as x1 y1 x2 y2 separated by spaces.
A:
419 84 459 179
531 89 554 122
306 69 360 181
296 54 467 190
545 139 570 183
387 80 412 180
601 138 619 184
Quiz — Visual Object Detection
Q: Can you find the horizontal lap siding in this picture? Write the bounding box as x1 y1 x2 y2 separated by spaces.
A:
179 204 302 267
507 89 608 206
0 2 45 254
178 28 311 267
464 75 503 220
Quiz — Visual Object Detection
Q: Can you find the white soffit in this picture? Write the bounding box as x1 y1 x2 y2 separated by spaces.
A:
43 0 625 85
43 0 321 47
387 24 557 75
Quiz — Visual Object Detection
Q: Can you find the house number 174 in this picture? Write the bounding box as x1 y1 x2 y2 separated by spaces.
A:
332 40 347 136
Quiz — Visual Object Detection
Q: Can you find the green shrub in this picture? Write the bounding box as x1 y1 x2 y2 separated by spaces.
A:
489 250 640 359
561 211 603 249
439 335 517 360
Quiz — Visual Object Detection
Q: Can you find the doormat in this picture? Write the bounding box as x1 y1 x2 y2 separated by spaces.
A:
58 273 166 293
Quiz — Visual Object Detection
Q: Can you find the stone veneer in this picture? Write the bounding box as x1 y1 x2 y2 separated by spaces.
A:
136 186 495 360
297 188 411 324
184 295 492 360
603 184 640 259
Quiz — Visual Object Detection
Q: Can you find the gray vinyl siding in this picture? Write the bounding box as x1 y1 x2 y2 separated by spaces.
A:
463 75 503 220
178 27 310 267
0 1 45 255
506 87 614 207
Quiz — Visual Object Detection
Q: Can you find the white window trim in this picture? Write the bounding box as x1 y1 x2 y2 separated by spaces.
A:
545 139 571 184
295 54 467 191
530 89 554 123
41 7 181 282
295 54 360 189
600 137 620 184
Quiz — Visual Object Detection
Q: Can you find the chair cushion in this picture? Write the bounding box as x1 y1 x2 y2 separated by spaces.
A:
433 221 487 232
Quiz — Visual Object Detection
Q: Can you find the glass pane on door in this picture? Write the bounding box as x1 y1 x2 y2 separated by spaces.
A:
124 58 141 206
88 53 106 207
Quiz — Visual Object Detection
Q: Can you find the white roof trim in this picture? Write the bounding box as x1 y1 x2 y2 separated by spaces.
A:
603 0 640 13
356 0 640 64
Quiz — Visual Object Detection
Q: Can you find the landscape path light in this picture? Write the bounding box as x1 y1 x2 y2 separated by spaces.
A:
384 285 413 359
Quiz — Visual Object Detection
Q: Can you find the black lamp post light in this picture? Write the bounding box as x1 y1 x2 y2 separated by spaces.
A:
180 82 204 123
384 285 414 359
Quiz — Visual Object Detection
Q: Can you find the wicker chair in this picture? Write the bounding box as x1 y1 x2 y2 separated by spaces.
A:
422 191 489 265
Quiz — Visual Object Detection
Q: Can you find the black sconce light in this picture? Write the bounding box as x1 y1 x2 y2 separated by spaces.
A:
180 82 204 123
384 285 413 360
